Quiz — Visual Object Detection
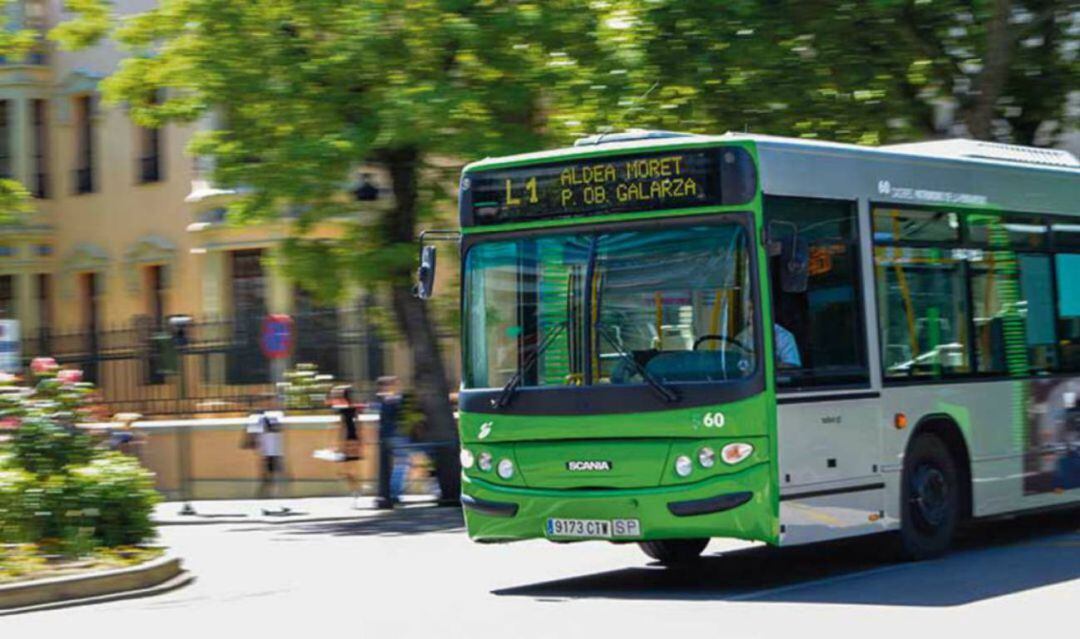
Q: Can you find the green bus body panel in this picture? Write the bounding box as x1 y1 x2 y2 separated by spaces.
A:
462 462 775 544
459 394 769 443
457 139 781 546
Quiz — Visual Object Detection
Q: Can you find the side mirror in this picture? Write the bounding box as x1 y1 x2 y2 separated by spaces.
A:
780 235 809 294
415 245 437 299
766 221 809 294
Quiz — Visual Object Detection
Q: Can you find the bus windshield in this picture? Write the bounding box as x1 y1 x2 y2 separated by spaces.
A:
463 220 758 390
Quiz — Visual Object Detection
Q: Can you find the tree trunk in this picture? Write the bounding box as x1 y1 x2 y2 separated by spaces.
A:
380 147 461 505
965 0 1014 140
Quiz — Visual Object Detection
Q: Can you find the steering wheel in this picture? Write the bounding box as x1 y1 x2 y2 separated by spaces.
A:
693 334 752 354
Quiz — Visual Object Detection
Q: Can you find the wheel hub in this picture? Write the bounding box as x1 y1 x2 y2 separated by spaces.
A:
911 465 949 529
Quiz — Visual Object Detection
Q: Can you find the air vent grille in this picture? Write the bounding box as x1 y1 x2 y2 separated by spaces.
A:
886 139 1079 168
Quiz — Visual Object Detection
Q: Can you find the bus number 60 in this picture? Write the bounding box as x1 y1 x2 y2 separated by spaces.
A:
702 412 725 428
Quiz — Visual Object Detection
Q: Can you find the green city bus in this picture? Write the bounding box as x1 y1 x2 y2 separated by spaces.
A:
417 131 1080 563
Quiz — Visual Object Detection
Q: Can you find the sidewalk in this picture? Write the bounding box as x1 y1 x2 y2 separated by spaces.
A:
153 495 444 526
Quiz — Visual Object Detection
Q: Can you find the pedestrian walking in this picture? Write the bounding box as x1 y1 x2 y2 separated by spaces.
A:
246 409 290 515
374 376 407 509
330 385 364 505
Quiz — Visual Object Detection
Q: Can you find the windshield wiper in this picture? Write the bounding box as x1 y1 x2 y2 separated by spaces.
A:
594 322 679 403
494 321 568 408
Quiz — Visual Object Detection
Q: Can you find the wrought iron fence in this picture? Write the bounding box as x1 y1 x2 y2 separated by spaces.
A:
21 310 459 418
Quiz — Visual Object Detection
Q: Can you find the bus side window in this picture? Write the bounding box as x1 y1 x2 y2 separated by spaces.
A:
764 196 869 389
1055 254 1080 371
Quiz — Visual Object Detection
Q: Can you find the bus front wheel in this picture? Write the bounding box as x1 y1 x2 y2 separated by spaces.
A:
899 433 960 560
638 539 710 564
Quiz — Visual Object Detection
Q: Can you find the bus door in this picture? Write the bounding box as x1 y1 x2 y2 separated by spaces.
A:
765 196 885 545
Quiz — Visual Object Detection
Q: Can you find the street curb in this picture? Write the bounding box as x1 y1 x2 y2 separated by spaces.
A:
0 553 188 613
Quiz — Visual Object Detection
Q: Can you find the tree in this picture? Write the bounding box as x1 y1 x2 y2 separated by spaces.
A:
609 0 1078 145
0 1 39 223
49 1 1077 502
53 0 622 502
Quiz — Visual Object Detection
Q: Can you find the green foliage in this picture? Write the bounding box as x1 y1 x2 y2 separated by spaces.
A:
612 0 1078 145
0 0 39 62
0 365 160 554
10 419 94 477
279 362 334 411
65 454 160 548
52 1 1078 305
49 0 114 51
0 179 33 226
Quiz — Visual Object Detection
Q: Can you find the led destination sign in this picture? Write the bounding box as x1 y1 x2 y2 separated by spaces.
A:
462 146 756 226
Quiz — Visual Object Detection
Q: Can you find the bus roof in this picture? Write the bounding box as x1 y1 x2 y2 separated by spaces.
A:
463 131 1080 178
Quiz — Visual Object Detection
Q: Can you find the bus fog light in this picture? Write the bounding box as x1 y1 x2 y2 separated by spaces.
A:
698 447 716 468
721 443 754 465
478 452 493 472
460 449 475 469
497 458 515 479
674 455 693 477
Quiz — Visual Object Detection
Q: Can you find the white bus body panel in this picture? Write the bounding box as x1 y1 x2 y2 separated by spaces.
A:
777 396 891 545
880 381 1080 520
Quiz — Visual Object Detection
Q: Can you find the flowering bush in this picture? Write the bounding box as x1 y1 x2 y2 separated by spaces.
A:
279 362 335 411
0 361 159 554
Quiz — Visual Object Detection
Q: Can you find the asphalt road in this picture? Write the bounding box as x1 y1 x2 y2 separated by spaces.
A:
3 506 1077 638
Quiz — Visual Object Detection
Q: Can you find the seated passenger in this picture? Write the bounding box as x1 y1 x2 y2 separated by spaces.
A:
773 323 802 369
736 301 802 369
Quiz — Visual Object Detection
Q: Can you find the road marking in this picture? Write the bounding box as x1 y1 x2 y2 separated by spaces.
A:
726 563 912 602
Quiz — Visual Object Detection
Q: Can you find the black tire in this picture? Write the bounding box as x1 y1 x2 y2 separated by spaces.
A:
898 434 960 560
638 538 710 564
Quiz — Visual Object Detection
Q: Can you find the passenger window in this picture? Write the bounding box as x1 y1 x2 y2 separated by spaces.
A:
967 213 1047 250
873 207 959 243
875 246 971 378
1018 254 1058 373
969 250 1056 375
765 197 868 389
1055 254 1080 371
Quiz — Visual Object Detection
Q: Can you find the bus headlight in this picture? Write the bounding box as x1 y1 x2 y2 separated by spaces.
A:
674 455 693 477
697 447 716 468
460 449 475 469
497 458 514 479
478 452 493 472
721 443 754 465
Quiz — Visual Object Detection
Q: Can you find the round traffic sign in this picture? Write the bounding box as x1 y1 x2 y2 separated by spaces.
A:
260 314 295 359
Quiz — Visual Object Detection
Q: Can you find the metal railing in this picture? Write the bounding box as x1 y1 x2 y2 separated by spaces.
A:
22 310 460 418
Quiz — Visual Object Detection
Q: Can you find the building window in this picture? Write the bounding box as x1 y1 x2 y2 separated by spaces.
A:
32 99 49 198
36 273 51 334
80 272 99 332
0 275 13 319
24 0 48 65
766 197 869 389
73 95 95 194
146 264 166 326
228 249 269 384
137 91 163 183
78 272 100 384
0 101 10 179
294 286 340 378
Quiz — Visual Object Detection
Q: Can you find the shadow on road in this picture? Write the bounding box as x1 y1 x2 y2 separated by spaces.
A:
264 505 466 538
494 509 1079 607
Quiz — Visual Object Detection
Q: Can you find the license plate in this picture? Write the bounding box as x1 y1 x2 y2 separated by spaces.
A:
546 518 641 539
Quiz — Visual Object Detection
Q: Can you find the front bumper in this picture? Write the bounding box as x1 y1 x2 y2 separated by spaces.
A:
461 461 776 544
